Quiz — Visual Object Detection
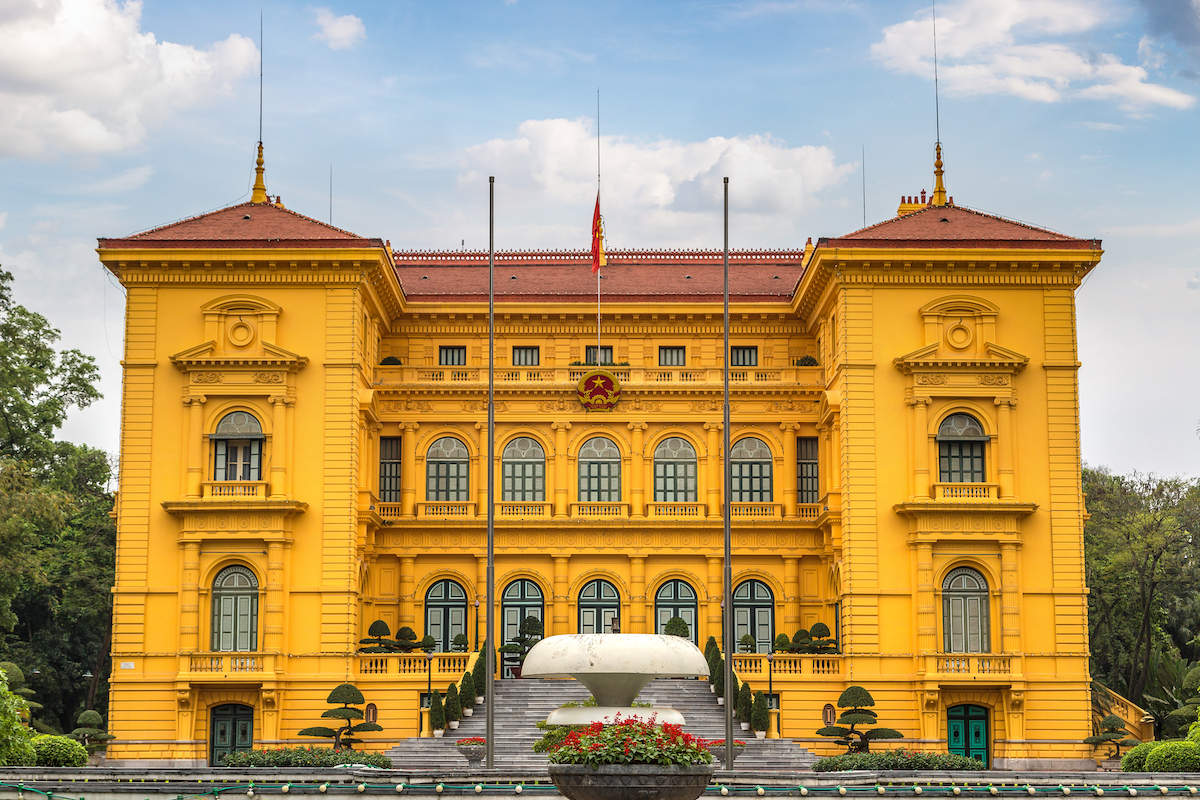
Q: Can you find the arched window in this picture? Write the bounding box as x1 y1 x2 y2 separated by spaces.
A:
212 412 263 481
942 567 990 653
578 437 621 502
501 580 544 678
426 437 469 502
503 437 545 502
212 566 258 652
938 414 987 483
730 437 773 502
655 580 698 643
733 579 774 653
425 579 468 652
578 578 620 633
654 438 697 502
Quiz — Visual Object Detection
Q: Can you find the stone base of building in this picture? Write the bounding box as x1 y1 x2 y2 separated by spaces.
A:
103 758 208 768
993 757 1099 771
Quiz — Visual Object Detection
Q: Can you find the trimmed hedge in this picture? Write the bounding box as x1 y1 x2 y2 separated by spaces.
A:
32 735 88 767
1144 741 1200 773
1122 741 1167 772
219 747 393 768
813 749 987 772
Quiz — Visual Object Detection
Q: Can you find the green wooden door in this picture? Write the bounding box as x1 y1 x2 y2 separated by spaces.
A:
946 705 989 767
210 704 253 765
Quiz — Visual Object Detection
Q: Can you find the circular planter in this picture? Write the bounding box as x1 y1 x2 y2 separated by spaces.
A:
433 728 445 738
739 722 750 732
754 731 766 739
707 745 744 765
476 696 485 705
449 720 459 730
462 707 473 717
457 745 487 766
548 763 714 800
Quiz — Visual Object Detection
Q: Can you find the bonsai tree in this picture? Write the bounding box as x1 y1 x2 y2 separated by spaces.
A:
791 629 812 653
445 683 462 724
774 633 793 652
429 689 445 732
499 615 544 667
473 652 488 699
70 709 114 754
298 683 383 749
452 633 470 652
809 622 837 654
419 634 437 652
1085 714 1139 759
394 626 420 652
751 690 770 734
0 663 41 715
797 355 819 366
816 686 903 753
737 681 752 722
460 670 476 706
739 633 756 653
664 616 690 638
359 620 398 653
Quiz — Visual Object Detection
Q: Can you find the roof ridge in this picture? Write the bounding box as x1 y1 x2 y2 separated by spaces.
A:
830 203 1081 242
123 200 367 240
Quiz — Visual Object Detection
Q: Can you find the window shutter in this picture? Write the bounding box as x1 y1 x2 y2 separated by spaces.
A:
215 440 227 481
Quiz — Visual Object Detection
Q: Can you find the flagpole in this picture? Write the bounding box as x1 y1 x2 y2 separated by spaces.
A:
485 175 496 769
722 175 734 769
596 88 601 364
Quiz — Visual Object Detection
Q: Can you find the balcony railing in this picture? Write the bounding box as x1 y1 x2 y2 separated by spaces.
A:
570 502 630 518
358 652 477 677
183 652 270 677
376 499 821 523
377 502 403 521
727 503 783 519
797 503 821 519
731 653 843 677
930 654 1013 678
497 501 552 519
647 502 707 518
933 483 999 502
416 501 477 518
202 481 267 500
378 365 823 387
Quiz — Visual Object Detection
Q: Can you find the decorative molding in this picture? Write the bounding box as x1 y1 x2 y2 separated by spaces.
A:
461 400 509 412
193 372 223 384
977 374 1011 386
767 398 818 413
539 397 574 413
382 399 433 413
914 374 948 386
690 400 740 413
252 372 285 384
625 397 661 412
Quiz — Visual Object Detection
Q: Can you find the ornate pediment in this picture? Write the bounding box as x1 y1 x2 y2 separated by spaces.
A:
894 342 1028 375
170 340 308 371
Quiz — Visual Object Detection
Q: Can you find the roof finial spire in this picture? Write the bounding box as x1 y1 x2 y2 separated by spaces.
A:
931 142 948 207
251 142 268 204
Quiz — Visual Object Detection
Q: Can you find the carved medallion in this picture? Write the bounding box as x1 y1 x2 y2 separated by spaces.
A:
577 370 621 412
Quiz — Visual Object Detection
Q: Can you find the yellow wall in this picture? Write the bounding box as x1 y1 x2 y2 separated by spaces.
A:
98 229 1103 768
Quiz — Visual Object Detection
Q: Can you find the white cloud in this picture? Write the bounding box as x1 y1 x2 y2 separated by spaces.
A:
1188 270 1200 290
871 0 1195 114
0 0 257 159
312 8 366 50
1083 121 1126 130
456 118 854 246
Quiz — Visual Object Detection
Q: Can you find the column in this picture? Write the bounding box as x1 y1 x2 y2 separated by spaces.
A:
185 396 206 498
706 556 723 647
916 542 936 654
630 556 647 633
180 542 200 651
475 422 488 516
552 422 571 518
830 419 842 491
270 395 289 499
780 423 799 518
628 422 647 517
996 398 1016 499
1001 542 1022 653
401 423 420 518
704 422 722 519
783 557 800 633
553 556 570 634
912 399 930 498
399 556 416 627
265 541 285 652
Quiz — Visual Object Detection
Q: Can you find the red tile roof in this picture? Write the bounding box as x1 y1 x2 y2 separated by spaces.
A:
98 202 381 249
393 249 804 303
821 204 1100 250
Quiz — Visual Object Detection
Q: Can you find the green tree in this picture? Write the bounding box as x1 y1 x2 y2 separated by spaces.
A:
809 622 837 654
445 683 461 723
792 629 812 653
816 686 903 753
712 656 725 698
459 670 475 707
663 616 689 638
737 681 752 722
751 690 769 734
394 626 419 652
738 633 756 653
473 652 488 699
429 689 445 731
0 669 34 766
499 615 544 666
70 709 113 754
297 683 382 749
1084 714 1138 759
359 620 397 653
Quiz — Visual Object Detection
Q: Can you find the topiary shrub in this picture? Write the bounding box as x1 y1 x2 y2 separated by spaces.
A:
664 616 690 638
751 691 769 734
1144 741 1200 773
220 746 392 768
379 356 402 366
809 622 837 654
797 355 819 367
297 683 383 749
737 682 752 722
452 633 470 652
473 653 488 699
814 749 985 772
70 709 114 753
738 633 756 653
499 615 544 667
792 629 812 653
1085 714 1139 759
359 620 398 653
460 670 476 706
395 626 419 652
704 636 718 660
712 657 725 698
430 689 445 731
419 634 436 652
445 683 461 723
816 685 903 753
1122 740 1166 772
32 734 88 767
774 633 793 652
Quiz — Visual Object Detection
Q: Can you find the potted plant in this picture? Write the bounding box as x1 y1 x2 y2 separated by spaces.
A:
713 657 725 704
456 737 487 767
420 634 437 653
473 654 487 703
446 683 462 730
705 739 747 765
499 615 543 678
663 616 690 639
460 671 476 716
452 633 470 652
808 622 837 654
395 626 420 652
547 717 714 800
430 689 445 738
773 634 792 653
738 634 756 653
751 691 769 739
359 620 398 653
737 683 752 731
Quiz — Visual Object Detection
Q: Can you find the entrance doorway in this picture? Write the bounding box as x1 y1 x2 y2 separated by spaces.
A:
210 703 253 765
947 704 989 767
655 580 698 643
501 579 544 678
578 579 620 633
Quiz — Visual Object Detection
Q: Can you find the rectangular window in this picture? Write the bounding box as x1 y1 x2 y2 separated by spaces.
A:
512 346 540 366
439 346 467 366
214 440 261 481
379 437 402 503
731 462 772 502
659 346 686 366
939 441 986 483
579 461 620 502
654 461 697 502
585 345 613 365
503 461 545 501
731 347 758 367
427 461 469 501
797 437 819 504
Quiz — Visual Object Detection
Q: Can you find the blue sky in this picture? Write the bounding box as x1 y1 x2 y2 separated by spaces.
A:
1 0 1198 475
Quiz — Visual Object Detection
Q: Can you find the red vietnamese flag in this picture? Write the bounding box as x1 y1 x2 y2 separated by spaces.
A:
590 193 607 275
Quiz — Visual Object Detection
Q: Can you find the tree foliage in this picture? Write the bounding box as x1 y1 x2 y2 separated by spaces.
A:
499 615 544 664
663 616 689 638
297 683 381 749
815 685 903 753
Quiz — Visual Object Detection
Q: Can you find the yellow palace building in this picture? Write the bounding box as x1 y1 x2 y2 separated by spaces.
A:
97 145 1121 769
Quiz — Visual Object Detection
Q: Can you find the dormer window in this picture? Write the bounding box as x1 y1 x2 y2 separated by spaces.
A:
213 411 263 481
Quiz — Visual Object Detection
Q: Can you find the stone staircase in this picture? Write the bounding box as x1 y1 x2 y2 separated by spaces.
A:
382 677 817 773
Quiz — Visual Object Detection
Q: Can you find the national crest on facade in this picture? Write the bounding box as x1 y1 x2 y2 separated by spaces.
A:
577 369 621 411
